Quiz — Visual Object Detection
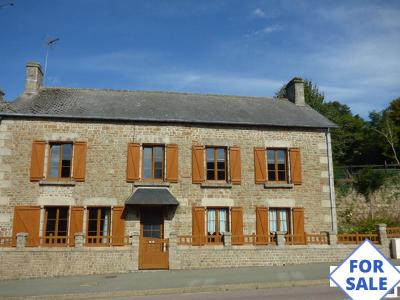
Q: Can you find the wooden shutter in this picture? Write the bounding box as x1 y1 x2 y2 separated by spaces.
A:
255 206 268 245
69 206 84 246
166 144 179 182
290 148 302 185
254 147 266 184
229 146 241 184
112 206 125 246
12 206 40 246
231 207 244 245
127 143 141 182
192 145 205 183
293 207 305 244
30 141 45 181
192 207 205 245
73 142 87 182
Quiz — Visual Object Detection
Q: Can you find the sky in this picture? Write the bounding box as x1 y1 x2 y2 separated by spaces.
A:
0 0 399 118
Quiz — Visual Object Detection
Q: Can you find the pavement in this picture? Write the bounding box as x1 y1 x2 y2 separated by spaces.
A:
0 260 398 300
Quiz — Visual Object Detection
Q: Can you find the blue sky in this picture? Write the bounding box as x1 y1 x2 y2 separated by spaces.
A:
0 0 399 118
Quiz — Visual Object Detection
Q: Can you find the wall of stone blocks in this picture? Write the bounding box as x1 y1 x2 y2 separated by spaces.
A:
0 118 335 238
0 247 135 280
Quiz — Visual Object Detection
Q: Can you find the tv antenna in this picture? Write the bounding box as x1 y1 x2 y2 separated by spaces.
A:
44 37 60 84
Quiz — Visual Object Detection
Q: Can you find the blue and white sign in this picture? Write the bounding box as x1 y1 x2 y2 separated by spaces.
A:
330 240 400 300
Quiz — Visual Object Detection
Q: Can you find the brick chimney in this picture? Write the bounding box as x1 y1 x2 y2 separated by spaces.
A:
25 62 43 95
286 77 305 106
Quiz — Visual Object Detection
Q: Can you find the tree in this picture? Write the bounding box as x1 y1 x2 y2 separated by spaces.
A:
276 80 370 166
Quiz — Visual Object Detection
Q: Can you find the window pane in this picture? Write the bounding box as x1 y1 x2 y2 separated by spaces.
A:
217 170 225 180
143 147 152 179
46 220 56 234
277 150 285 163
206 170 214 180
207 209 216 234
280 210 288 232
62 144 72 160
49 145 60 178
59 207 68 219
217 148 225 162
217 149 226 181
154 147 163 179
219 209 228 233
47 207 57 219
206 148 214 162
267 150 275 163
278 171 286 181
269 209 277 233
268 165 276 181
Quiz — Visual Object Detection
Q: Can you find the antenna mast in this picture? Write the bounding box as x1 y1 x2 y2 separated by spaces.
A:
44 37 60 84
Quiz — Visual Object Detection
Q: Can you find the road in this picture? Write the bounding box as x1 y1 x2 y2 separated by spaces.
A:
104 285 346 300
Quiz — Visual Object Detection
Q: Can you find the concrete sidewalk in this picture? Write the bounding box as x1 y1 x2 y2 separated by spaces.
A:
0 262 336 299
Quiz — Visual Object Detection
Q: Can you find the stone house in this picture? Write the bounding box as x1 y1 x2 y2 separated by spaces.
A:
0 62 338 272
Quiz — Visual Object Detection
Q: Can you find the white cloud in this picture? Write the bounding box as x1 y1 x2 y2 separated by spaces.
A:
245 24 283 38
252 8 266 18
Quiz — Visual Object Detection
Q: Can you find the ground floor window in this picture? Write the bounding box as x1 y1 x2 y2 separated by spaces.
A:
44 206 69 244
269 208 290 233
87 207 111 244
207 207 229 243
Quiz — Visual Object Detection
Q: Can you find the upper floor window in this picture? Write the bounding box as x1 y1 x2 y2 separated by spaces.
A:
269 208 289 233
143 145 165 180
48 143 73 179
206 147 227 181
267 149 287 182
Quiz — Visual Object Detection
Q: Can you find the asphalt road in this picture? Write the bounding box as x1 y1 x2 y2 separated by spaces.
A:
104 285 346 300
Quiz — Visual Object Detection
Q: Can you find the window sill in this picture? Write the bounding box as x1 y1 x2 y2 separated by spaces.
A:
134 181 171 187
264 183 294 189
201 182 232 189
39 180 76 187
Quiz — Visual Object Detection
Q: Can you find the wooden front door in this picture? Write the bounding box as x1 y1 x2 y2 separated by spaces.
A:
139 207 169 270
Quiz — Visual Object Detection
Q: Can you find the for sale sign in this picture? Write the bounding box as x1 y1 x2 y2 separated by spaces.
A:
330 240 400 300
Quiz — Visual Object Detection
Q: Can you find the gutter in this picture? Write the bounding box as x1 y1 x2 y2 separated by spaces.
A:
325 128 337 233
0 112 338 130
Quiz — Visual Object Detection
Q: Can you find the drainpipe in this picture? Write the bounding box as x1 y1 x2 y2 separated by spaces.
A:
326 128 337 233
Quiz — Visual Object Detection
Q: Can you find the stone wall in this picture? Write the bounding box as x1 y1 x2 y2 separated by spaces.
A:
0 118 335 237
0 247 135 280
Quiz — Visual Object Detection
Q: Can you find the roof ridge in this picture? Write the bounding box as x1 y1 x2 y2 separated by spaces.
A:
41 86 279 101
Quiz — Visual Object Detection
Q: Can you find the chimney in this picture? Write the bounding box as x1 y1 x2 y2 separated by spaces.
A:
286 77 305 106
0 88 4 102
25 62 43 95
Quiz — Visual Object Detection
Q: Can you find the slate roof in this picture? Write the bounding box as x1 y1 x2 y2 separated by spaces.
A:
0 87 337 128
125 188 179 206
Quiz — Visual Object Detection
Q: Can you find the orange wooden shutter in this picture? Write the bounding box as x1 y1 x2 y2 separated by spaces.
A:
192 207 205 245
231 207 244 245
192 145 205 183
72 142 87 181
229 146 241 184
166 144 179 182
254 147 266 184
12 206 41 246
112 206 125 246
30 141 45 181
127 143 141 182
293 207 305 243
69 206 84 246
290 148 302 185
256 206 268 245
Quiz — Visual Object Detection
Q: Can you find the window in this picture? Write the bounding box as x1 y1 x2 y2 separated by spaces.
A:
87 207 111 244
44 206 69 244
267 149 287 182
206 147 227 181
143 145 164 180
48 143 73 179
269 208 290 233
207 207 229 243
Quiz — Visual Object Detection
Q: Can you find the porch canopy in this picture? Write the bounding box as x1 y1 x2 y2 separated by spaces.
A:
125 188 179 206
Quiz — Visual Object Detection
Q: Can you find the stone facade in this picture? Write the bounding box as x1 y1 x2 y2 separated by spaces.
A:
0 118 335 238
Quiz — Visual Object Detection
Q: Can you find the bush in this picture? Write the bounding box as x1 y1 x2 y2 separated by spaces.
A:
353 168 386 200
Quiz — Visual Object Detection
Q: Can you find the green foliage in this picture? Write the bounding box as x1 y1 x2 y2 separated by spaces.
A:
353 168 386 201
339 218 399 234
